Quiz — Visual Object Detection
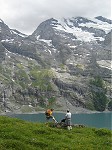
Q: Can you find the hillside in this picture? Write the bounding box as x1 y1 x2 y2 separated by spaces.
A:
0 116 111 150
0 16 111 113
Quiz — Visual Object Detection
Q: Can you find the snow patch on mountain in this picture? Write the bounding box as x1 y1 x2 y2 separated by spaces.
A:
68 44 77 49
1 39 14 43
53 22 104 42
80 18 111 34
97 60 112 70
36 35 53 47
36 35 40 40
52 17 111 42
39 39 52 46
11 29 27 37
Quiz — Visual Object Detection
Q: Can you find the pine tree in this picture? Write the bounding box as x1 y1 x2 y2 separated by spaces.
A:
90 76 107 111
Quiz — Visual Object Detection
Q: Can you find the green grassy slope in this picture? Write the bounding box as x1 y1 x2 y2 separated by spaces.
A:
0 116 111 150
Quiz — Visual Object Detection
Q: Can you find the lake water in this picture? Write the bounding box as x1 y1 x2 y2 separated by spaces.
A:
10 112 112 130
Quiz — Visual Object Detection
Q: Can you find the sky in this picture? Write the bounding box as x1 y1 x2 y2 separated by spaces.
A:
0 0 111 35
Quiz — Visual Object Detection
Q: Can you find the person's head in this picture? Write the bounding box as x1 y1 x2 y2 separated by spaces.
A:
67 109 69 113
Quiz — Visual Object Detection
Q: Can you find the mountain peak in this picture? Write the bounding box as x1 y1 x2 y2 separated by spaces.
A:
30 16 111 43
0 19 4 23
95 16 112 24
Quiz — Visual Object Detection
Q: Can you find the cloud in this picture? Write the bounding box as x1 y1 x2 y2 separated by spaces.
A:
0 0 111 34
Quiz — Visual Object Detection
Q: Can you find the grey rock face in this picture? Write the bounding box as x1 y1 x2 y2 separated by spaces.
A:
95 16 112 24
0 19 27 41
0 42 5 62
0 16 111 113
0 19 12 40
103 30 112 49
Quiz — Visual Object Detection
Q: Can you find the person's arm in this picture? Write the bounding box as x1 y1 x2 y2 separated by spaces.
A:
49 111 53 117
65 113 67 119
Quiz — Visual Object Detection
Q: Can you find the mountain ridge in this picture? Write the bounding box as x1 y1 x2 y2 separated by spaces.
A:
0 16 111 113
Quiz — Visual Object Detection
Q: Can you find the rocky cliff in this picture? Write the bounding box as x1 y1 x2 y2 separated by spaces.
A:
0 16 111 113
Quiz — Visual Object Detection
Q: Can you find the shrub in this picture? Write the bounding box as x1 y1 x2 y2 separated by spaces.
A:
90 76 108 111
94 128 111 136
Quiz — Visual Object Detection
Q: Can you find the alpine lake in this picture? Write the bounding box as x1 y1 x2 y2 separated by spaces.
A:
9 112 112 130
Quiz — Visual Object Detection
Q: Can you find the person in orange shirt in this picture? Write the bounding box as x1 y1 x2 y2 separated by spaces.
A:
45 108 57 123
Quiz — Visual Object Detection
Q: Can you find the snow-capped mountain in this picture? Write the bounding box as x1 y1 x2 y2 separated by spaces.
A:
0 16 111 72
28 16 111 70
0 16 111 75
0 16 111 113
31 16 111 43
0 18 27 42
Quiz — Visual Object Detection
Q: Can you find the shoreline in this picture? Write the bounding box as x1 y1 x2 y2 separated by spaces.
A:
0 110 111 116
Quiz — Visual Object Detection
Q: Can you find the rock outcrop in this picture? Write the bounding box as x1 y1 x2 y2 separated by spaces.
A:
0 16 111 113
